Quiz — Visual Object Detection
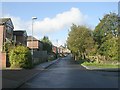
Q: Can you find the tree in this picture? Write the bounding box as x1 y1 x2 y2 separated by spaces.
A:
41 36 52 53
93 12 118 47
67 24 95 60
99 35 118 61
93 12 118 61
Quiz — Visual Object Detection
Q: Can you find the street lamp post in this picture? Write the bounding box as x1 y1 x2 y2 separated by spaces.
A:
32 16 37 66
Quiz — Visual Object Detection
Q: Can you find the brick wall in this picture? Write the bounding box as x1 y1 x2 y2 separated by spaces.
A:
0 52 6 68
0 52 2 69
0 25 7 68
27 40 39 49
0 26 4 52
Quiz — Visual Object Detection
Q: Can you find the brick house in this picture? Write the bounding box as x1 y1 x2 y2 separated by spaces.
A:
27 36 43 51
13 30 27 46
59 45 64 54
52 45 58 54
0 18 14 68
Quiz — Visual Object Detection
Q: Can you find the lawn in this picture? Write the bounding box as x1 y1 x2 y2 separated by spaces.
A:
82 62 119 68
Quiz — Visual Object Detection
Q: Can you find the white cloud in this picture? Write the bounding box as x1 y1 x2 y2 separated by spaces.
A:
3 7 87 45
33 7 87 34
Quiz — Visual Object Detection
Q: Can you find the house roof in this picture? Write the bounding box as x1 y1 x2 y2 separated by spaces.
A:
52 45 57 48
27 36 44 44
0 18 14 29
0 18 11 25
27 36 38 41
13 30 27 36
59 45 65 48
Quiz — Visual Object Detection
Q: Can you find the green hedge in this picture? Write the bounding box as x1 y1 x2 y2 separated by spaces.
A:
9 45 32 69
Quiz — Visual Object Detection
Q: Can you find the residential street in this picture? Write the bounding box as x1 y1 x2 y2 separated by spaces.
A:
0 2 119 90
19 56 118 88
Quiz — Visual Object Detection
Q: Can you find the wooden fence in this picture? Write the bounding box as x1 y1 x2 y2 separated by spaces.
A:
33 51 47 64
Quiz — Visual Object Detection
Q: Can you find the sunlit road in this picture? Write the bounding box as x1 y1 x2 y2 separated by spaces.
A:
20 56 118 88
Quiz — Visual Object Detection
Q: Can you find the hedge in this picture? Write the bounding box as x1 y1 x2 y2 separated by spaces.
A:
9 45 32 69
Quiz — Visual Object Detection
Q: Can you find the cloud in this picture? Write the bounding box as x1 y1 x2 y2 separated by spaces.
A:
33 7 87 34
4 7 87 34
3 7 87 45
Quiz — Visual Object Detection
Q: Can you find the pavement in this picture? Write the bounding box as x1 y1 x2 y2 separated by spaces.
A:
81 64 120 72
2 58 59 89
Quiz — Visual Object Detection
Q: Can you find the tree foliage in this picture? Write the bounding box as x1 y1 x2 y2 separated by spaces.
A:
99 35 118 61
9 45 32 69
41 36 52 53
93 12 118 47
93 12 118 61
67 12 118 62
67 24 95 60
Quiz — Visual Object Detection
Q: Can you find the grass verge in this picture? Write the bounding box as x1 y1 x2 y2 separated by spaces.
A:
82 61 119 68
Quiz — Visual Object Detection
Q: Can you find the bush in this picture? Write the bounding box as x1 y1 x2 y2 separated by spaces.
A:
9 45 32 69
48 53 56 61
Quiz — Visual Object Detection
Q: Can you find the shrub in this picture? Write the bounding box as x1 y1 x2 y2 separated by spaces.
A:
9 45 32 69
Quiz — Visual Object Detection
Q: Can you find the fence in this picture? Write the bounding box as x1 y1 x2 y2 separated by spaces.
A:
33 51 47 64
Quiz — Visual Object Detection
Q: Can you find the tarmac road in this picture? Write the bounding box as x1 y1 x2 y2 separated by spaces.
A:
19 56 119 88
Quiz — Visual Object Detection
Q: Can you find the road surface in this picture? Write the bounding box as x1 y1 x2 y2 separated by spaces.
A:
19 56 118 88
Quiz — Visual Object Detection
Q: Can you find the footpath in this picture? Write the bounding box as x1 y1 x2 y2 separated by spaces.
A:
2 58 59 89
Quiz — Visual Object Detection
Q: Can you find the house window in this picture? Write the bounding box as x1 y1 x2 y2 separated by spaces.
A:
6 26 13 40
6 26 12 34
13 35 16 42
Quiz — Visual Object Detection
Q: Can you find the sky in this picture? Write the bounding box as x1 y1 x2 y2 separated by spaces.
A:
1 2 118 46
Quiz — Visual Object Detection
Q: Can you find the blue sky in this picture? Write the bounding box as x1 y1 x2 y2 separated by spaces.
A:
2 2 118 46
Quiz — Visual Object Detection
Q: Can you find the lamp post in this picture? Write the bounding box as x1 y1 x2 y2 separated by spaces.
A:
32 16 37 66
